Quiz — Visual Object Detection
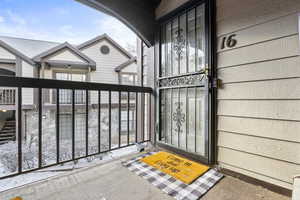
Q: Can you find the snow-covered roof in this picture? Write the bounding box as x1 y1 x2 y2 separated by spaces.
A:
0 36 60 58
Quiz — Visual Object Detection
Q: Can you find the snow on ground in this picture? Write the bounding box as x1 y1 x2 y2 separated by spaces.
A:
0 144 143 192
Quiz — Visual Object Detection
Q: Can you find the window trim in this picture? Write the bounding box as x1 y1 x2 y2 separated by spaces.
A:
119 72 138 85
100 45 110 55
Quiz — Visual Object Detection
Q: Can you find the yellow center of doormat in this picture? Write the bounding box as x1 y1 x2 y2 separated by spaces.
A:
140 151 209 184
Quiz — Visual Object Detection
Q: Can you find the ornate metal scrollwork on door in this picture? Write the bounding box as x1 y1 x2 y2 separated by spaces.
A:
172 102 185 133
159 74 205 88
173 28 185 60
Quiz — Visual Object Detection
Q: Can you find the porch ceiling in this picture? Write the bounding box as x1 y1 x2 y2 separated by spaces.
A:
75 0 161 47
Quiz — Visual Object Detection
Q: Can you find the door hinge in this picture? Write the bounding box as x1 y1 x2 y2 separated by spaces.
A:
212 78 223 89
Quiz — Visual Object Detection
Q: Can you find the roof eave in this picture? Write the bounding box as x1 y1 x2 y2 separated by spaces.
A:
33 42 96 67
78 34 134 59
0 40 36 66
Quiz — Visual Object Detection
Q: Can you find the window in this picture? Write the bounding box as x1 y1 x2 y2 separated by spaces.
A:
120 73 137 86
100 45 110 55
55 72 86 104
56 72 86 82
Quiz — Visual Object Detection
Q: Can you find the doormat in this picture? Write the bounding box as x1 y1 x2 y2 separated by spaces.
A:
140 151 209 184
122 152 223 200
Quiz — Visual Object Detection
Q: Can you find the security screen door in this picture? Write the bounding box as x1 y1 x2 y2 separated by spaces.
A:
158 3 209 160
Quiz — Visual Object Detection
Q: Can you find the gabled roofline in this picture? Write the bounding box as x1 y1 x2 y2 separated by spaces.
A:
33 42 96 68
114 57 137 72
0 40 36 66
78 34 133 59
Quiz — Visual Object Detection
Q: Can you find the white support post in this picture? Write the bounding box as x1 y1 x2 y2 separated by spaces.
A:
293 175 300 200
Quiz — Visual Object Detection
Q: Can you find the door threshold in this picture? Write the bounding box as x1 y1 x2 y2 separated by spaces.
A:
156 141 211 166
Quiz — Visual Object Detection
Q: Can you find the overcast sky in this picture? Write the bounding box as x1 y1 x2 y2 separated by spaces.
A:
0 0 137 49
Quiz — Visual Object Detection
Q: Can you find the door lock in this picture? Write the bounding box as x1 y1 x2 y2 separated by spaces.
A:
204 65 209 78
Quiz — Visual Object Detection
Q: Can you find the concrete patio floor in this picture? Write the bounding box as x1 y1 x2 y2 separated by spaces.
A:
0 152 291 200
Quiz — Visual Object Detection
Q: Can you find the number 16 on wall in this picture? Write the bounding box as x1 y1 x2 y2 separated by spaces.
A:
220 34 237 50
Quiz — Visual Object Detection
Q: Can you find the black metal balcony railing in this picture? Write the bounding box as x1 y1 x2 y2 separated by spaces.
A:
0 88 15 105
58 89 86 104
0 76 152 179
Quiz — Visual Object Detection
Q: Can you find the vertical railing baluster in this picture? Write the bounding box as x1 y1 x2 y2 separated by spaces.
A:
38 88 42 168
118 91 121 148
170 89 173 145
195 8 198 72
135 92 138 143
178 89 180 147
127 92 130 145
178 15 180 74
72 90 75 160
108 91 111 150
171 20 173 76
186 11 189 74
56 88 60 163
149 93 151 142
98 90 101 153
195 87 197 153
17 87 22 174
186 88 188 151
142 93 145 142
85 89 89 156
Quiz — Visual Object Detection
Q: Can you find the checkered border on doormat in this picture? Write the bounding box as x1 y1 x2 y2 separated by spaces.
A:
122 152 224 200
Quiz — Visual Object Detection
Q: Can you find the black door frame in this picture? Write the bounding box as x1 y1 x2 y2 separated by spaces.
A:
155 0 217 165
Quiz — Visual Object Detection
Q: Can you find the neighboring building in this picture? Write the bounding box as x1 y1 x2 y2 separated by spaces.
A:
0 34 138 145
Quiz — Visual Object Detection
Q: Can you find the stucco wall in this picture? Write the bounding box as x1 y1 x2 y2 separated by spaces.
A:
216 0 300 190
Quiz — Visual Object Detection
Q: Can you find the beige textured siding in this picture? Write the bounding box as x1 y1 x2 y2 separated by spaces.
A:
47 49 86 63
81 39 129 104
217 0 300 189
0 46 15 59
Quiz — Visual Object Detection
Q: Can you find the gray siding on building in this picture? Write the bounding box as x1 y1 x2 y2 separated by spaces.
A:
154 0 300 189
216 0 300 190
81 39 133 104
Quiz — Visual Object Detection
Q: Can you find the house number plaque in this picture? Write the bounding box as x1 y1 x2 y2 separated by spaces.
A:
220 34 237 49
